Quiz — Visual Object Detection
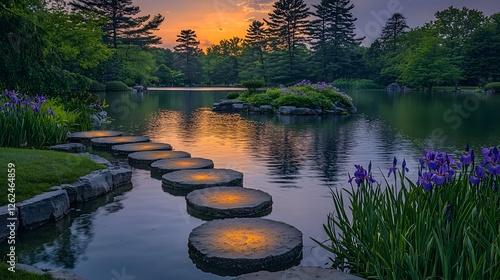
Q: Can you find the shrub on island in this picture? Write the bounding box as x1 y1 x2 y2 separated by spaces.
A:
105 81 130 91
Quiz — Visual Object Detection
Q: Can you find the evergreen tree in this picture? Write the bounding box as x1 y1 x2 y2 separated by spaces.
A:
309 0 361 81
380 13 408 52
69 0 164 48
173 29 202 85
243 20 268 82
264 0 310 83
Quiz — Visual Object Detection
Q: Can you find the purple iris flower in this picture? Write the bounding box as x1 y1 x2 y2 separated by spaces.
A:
420 150 438 170
388 157 398 177
482 147 500 176
432 165 452 185
47 108 55 116
469 166 486 185
349 164 376 186
460 144 473 165
402 159 409 172
417 171 434 191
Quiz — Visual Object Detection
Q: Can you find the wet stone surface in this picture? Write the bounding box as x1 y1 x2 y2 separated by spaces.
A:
186 187 272 219
128 150 191 168
188 218 303 276
150 157 214 178
162 169 243 194
110 142 172 155
234 266 365 280
91 136 150 148
67 130 123 142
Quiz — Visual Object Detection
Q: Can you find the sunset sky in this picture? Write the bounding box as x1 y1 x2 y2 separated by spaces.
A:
134 0 499 50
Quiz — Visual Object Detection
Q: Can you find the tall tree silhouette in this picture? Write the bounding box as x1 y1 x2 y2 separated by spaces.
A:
243 20 268 82
69 0 164 48
173 29 202 85
264 0 310 83
380 13 408 51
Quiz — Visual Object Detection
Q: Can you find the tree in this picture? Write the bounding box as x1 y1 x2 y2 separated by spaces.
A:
380 13 408 52
434 6 485 50
309 0 361 81
264 0 310 83
154 64 184 86
241 20 269 83
69 0 164 48
463 13 500 84
173 29 202 85
204 38 243 85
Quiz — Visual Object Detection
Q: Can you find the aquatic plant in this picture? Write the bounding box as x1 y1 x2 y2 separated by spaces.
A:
315 144 500 279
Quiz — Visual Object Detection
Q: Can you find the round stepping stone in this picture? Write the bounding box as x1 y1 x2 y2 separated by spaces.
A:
49 143 86 153
91 136 150 148
162 169 243 194
128 151 191 168
67 130 123 142
188 218 302 275
112 142 172 155
186 187 272 219
151 158 214 178
234 266 365 280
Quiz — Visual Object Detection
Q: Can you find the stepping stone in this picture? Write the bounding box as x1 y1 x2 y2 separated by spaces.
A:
234 266 365 280
112 142 172 155
162 169 243 194
151 158 214 178
91 136 150 148
67 130 123 142
188 218 302 276
186 187 272 219
128 151 191 168
49 143 86 153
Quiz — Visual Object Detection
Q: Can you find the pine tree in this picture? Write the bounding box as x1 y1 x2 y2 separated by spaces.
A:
173 29 202 85
380 13 408 52
309 0 361 80
264 0 310 83
69 0 164 48
243 20 268 82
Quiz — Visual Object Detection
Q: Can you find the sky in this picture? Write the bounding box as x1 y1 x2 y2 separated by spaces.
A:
134 0 500 50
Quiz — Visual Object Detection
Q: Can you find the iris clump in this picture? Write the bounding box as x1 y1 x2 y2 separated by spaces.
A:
0 89 81 148
315 145 500 279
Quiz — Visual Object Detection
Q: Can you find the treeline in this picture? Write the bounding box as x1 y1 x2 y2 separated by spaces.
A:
1 0 499 95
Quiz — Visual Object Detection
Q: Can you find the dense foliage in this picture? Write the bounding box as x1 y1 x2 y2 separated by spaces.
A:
316 147 500 279
241 80 354 110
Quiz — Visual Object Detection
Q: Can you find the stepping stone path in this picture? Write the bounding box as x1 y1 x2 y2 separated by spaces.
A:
49 143 86 153
91 136 150 148
162 169 243 194
128 151 191 168
67 130 123 142
188 218 302 275
112 142 172 155
186 187 272 219
151 158 214 178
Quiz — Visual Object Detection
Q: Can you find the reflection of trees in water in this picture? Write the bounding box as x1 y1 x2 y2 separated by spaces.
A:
13 185 132 269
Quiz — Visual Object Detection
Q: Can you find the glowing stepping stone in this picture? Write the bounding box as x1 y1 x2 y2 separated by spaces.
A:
67 130 123 142
151 158 214 178
91 136 150 148
162 169 243 194
112 142 172 155
186 187 272 219
128 151 191 168
188 218 302 275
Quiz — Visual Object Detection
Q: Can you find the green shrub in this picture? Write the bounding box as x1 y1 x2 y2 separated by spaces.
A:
242 79 265 93
315 148 500 279
246 93 274 107
226 92 240 99
89 80 106 92
484 82 500 92
266 88 282 99
332 78 382 90
105 81 129 91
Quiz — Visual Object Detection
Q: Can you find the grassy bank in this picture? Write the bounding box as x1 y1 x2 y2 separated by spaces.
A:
0 148 105 206
0 263 53 279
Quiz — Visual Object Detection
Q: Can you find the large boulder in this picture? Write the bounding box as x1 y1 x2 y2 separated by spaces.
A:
278 106 297 115
17 190 70 230
0 205 18 241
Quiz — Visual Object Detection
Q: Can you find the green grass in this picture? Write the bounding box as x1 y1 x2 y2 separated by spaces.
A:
0 148 105 206
0 263 53 279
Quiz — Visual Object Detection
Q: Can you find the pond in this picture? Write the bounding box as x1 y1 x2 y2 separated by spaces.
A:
2 88 500 279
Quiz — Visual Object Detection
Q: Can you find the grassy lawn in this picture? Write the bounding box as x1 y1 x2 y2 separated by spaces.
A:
0 148 105 206
0 263 53 279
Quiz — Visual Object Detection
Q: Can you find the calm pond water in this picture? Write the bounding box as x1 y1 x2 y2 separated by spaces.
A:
2 89 500 279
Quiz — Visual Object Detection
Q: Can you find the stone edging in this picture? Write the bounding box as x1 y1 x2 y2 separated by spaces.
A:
0 155 132 241
212 100 357 115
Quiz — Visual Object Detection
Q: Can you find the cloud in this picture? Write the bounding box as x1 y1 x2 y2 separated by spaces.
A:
239 0 275 12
